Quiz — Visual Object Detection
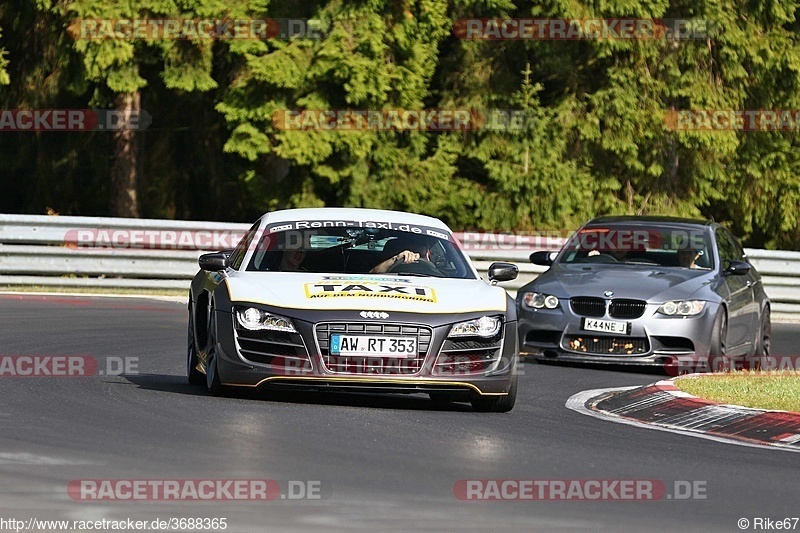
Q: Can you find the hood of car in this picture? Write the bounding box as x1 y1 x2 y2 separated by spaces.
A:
224 273 508 314
527 264 714 302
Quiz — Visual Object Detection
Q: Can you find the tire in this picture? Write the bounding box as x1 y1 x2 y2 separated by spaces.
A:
206 355 227 396
187 307 204 386
470 374 517 413
747 307 771 370
708 310 729 373
204 306 229 397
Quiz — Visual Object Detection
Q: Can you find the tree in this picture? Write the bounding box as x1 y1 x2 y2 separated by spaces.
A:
0 26 9 85
218 0 466 220
1 0 799 249
66 0 219 217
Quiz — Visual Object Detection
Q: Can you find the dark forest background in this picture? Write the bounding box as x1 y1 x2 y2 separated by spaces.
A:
1 0 799 249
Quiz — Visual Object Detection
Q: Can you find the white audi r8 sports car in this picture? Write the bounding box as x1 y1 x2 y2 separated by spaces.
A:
187 208 520 412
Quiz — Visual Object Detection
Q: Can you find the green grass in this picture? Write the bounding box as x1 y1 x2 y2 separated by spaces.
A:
675 372 800 412
0 285 186 298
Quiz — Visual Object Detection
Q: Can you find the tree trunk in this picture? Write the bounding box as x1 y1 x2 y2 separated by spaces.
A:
109 92 140 217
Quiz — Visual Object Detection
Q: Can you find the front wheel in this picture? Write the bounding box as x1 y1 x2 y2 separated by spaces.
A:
470 374 517 413
204 306 230 397
708 310 729 372
187 307 204 386
206 354 228 396
747 307 771 370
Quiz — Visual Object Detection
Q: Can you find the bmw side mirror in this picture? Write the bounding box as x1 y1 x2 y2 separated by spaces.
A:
529 251 555 266
198 252 228 271
724 260 751 276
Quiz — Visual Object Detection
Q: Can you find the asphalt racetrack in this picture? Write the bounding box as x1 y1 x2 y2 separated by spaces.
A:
1 294 798 532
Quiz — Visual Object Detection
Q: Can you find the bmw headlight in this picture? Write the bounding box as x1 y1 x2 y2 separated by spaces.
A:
236 307 297 332
658 300 706 316
522 292 560 309
449 316 502 338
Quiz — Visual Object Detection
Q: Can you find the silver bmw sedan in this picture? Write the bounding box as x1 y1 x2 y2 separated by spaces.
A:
516 216 771 371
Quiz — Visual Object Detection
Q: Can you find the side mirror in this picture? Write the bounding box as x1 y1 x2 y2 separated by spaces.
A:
488 262 518 282
724 260 751 276
529 251 555 266
198 252 228 271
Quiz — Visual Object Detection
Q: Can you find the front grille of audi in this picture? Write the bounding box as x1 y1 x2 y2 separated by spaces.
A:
315 322 432 375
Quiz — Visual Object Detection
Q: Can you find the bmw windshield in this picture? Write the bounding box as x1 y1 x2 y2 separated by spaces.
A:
557 225 714 270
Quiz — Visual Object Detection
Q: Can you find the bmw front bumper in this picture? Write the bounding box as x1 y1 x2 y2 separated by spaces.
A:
517 299 720 365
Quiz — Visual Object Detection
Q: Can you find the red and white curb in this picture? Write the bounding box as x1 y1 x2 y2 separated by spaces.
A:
566 379 800 453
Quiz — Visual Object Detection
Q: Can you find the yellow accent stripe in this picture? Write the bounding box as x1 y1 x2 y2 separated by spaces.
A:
223 375 506 396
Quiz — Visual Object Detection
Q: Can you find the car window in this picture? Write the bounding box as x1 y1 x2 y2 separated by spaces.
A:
557 225 713 269
724 229 747 261
715 228 737 269
245 226 474 279
227 222 260 270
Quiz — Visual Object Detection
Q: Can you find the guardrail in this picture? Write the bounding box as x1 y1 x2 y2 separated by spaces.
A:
1 214 798 320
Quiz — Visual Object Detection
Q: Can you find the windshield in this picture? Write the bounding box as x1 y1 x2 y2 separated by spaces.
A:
557 225 714 270
245 225 475 279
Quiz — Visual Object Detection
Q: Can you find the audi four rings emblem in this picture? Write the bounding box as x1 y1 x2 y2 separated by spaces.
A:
360 311 389 319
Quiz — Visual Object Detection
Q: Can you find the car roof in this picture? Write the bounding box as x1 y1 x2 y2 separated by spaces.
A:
584 215 714 228
259 207 452 232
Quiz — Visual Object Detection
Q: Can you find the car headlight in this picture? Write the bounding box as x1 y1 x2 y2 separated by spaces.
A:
522 292 559 309
235 307 297 332
449 316 502 338
658 300 706 316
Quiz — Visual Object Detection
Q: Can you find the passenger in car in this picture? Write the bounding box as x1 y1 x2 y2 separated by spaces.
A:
279 249 308 271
